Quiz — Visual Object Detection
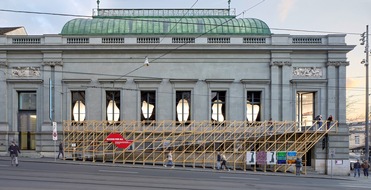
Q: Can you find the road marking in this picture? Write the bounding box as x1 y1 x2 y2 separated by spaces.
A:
339 183 370 189
220 176 260 180
99 170 138 174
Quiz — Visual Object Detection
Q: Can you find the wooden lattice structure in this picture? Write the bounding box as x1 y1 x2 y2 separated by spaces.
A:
63 120 337 174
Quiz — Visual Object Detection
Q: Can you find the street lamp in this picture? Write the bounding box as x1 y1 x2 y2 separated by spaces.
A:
361 25 370 161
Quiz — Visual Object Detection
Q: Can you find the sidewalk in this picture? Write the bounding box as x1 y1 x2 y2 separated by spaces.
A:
0 156 356 181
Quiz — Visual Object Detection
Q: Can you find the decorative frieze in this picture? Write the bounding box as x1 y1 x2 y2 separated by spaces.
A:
12 67 40 77
43 61 63 66
293 67 322 77
327 61 349 67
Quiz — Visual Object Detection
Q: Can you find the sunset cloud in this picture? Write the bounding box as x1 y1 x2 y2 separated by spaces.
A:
278 0 295 22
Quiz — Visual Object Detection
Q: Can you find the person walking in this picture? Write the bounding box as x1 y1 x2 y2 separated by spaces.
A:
295 157 302 176
164 151 174 168
8 141 21 167
216 152 222 170
57 141 64 159
361 160 370 178
326 115 333 130
317 115 323 130
354 159 361 177
220 153 230 171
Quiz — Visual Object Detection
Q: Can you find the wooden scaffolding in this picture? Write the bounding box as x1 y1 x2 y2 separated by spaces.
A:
63 120 337 174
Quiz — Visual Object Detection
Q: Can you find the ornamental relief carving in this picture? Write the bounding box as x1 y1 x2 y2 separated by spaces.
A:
293 67 322 77
12 67 40 77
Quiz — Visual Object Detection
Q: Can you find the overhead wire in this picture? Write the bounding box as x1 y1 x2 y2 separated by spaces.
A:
0 5 367 110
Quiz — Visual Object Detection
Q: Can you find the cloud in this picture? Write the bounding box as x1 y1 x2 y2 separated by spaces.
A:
347 78 362 89
278 0 295 22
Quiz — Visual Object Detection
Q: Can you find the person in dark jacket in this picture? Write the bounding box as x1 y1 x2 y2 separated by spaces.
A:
326 115 333 130
8 141 21 167
216 152 221 170
295 157 302 176
57 141 64 159
354 159 361 177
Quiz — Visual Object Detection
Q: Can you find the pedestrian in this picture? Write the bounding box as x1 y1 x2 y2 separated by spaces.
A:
268 118 273 132
220 153 230 171
354 159 361 177
317 115 323 130
295 157 302 176
8 141 21 167
361 160 370 178
216 152 221 170
164 151 174 168
57 141 64 159
326 115 333 130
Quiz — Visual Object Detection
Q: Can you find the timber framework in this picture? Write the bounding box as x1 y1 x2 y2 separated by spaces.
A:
63 120 337 174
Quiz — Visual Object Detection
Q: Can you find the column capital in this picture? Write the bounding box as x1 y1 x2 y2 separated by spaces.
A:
43 61 63 66
270 61 291 67
327 61 349 67
0 60 7 66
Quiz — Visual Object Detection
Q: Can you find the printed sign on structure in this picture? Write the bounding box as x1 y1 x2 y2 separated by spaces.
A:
52 122 58 141
287 151 297 164
267 151 276 165
277 151 287 164
246 151 256 165
105 133 133 149
256 151 267 165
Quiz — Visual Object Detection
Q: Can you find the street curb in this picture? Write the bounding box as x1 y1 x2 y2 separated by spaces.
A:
0 156 353 181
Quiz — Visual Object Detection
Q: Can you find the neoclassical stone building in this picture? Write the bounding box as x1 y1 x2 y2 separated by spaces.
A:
0 8 354 175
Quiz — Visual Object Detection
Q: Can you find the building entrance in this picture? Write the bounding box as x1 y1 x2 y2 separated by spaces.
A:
18 111 36 150
18 92 37 150
296 91 316 166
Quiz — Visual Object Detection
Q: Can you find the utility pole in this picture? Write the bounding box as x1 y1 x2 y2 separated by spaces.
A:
361 25 369 161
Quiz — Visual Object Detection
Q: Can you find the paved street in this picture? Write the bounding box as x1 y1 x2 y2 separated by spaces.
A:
0 157 370 190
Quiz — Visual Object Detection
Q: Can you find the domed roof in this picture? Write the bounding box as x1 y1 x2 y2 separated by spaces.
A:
61 9 270 35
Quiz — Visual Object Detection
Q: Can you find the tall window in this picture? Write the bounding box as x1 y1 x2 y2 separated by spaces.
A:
72 91 85 122
19 92 37 110
176 91 191 123
355 135 360 145
246 91 261 122
296 92 314 127
106 91 120 123
141 91 156 121
211 91 226 122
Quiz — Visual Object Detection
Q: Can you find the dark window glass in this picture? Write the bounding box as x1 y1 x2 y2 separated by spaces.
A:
19 92 37 110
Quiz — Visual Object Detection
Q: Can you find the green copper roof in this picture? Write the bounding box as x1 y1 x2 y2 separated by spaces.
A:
61 17 271 35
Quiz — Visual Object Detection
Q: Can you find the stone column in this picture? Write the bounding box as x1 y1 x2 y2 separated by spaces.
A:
270 63 280 120
281 61 292 121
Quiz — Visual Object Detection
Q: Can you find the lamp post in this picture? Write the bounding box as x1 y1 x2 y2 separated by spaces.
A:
361 25 369 161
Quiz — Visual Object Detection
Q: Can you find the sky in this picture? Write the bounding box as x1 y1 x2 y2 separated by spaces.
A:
1 0 370 121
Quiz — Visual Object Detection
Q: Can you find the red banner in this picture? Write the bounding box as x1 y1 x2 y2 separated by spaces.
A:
105 133 133 149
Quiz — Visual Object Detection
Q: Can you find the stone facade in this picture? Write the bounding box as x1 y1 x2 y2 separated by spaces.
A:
0 33 354 175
